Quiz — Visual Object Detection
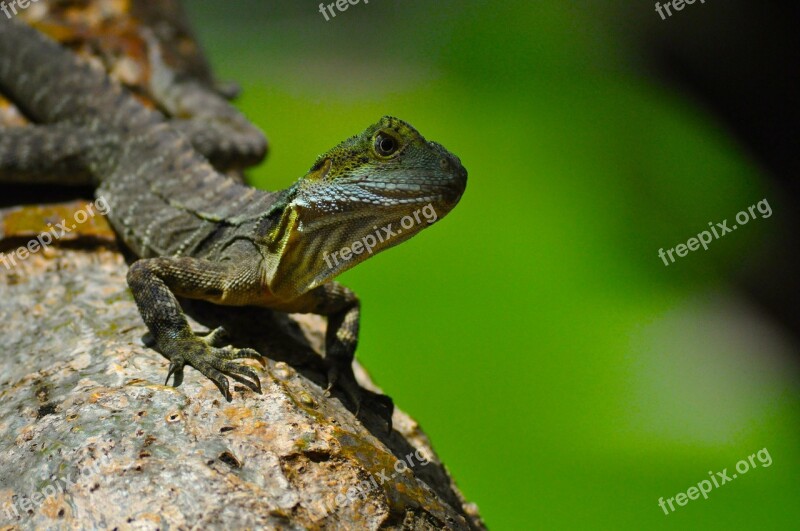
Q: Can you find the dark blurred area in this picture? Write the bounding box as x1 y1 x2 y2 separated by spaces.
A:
639 0 800 338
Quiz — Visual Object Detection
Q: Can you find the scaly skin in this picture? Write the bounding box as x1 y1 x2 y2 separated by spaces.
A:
0 19 467 426
15 0 268 174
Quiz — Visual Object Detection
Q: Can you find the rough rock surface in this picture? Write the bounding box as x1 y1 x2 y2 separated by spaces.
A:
0 205 484 530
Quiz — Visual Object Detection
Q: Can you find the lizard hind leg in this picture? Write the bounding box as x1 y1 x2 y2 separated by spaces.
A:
141 29 267 172
301 282 396 431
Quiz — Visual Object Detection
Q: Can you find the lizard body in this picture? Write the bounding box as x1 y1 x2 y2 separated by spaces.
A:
0 18 467 422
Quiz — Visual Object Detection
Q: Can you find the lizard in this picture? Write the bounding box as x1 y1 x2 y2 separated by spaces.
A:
0 18 467 422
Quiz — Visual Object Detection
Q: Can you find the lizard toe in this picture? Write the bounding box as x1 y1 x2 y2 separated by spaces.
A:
165 357 185 387
180 342 264 399
219 346 266 367
214 358 263 394
198 326 230 347
194 361 232 402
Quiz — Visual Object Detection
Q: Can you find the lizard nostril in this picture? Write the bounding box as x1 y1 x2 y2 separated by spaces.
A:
439 158 449 171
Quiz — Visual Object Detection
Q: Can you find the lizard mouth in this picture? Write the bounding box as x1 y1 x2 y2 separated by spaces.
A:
356 156 467 207
430 141 468 204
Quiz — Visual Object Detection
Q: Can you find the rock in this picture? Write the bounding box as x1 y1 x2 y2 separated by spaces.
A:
0 207 484 530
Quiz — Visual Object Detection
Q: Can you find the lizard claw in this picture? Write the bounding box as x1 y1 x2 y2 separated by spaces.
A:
209 372 232 402
165 357 185 387
161 335 265 400
324 361 395 432
224 346 267 367
372 393 395 434
325 361 363 415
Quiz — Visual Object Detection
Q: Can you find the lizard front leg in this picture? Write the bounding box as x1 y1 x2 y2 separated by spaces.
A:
126 256 265 400
288 282 394 427
314 282 361 397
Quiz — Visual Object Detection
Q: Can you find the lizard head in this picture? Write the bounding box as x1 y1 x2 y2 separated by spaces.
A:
264 116 467 298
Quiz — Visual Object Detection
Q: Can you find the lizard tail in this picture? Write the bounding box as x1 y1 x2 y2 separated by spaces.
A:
0 18 160 131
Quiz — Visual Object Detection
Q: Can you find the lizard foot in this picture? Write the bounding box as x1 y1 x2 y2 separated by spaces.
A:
162 334 266 401
324 360 395 433
324 360 361 410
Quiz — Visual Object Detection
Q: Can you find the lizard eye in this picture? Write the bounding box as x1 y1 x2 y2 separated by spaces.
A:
374 133 399 157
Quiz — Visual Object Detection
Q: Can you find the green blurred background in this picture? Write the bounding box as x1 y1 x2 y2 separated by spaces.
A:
186 1 800 528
